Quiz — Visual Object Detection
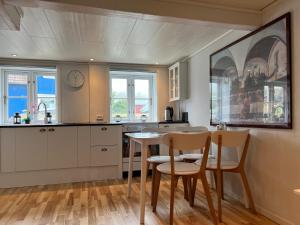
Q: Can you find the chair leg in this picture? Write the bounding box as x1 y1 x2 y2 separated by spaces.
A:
200 172 218 225
221 171 224 200
187 176 192 206
170 175 176 225
182 176 189 201
189 175 198 207
216 170 223 223
174 175 179 188
152 170 161 212
213 170 224 200
151 163 157 207
146 162 150 177
213 171 218 190
240 169 256 213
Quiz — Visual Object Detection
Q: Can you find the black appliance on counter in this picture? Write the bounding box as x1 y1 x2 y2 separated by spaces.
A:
164 106 174 121
181 112 188 122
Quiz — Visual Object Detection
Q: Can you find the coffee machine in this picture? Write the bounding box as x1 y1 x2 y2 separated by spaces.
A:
164 106 174 122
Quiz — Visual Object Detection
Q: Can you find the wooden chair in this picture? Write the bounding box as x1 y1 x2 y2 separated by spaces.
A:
152 132 218 225
176 126 213 162
142 127 183 206
196 130 256 222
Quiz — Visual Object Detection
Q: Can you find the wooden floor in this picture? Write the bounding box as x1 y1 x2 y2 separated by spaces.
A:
0 177 277 225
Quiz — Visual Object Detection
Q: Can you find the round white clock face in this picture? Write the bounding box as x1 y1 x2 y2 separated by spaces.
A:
66 70 85 88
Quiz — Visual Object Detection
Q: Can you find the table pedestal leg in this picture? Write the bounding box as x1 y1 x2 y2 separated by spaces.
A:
127 138 135 197
139 143 148 224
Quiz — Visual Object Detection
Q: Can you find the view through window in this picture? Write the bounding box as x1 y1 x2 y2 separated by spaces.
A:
110 70 156 122
3 67 57 123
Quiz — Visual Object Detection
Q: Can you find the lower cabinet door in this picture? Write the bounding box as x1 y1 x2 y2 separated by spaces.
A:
47 126 77 169
90 146 118 167
15 127 47 171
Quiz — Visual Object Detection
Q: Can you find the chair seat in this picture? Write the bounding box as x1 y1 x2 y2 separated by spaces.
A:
195 159 239 170
147 155 182 163
157 162 200 175
180 153 215 160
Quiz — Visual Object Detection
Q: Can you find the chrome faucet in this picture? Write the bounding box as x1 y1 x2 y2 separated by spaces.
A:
37 102 48 124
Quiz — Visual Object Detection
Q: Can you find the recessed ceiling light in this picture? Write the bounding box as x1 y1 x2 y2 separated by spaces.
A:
155 62 159 65
90 58 94 61
11 54 17 57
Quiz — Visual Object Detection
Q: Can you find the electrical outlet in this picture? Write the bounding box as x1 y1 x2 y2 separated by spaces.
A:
96 114 104 121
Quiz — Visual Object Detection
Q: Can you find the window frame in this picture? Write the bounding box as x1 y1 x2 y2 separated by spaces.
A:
110 71 156 122
3 68 57 123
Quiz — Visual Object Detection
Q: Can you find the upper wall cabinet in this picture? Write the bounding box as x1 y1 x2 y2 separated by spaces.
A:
168 61 188 102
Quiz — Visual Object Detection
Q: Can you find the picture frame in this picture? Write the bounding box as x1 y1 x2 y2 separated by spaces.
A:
210 13 292 129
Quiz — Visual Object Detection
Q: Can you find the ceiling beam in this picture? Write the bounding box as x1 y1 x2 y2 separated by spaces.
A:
0 0 23 30
5 0 262 29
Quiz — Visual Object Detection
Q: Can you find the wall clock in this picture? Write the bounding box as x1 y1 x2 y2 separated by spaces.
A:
65 70 85 88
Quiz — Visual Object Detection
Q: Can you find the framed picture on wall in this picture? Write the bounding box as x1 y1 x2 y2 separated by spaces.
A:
210 13 292 129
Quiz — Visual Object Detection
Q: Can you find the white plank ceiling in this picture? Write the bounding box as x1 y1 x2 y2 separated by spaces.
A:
0 7 232 65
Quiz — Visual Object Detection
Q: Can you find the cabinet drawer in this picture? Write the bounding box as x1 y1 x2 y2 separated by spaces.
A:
90 146 118 166
91 126 119 146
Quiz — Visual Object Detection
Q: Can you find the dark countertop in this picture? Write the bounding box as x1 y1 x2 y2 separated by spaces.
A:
0 122 123 128
158 120 189 124
0 121 189 128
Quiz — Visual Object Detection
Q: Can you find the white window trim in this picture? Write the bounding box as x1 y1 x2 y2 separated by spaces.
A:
109 71 157 122
2 68 57 123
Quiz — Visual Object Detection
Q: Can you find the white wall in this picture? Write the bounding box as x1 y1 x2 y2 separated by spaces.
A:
183 1 300 224
157 67 172 121
58 63 169 123
184 30 249 126
59 63 90 123
89 64 110 122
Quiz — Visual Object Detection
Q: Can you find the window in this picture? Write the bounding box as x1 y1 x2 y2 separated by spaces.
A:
3 68 57 122
110 70 156 122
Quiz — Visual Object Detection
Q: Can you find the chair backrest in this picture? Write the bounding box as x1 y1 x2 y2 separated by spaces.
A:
211 130 251 169
166 132 211 173
211 130 249 148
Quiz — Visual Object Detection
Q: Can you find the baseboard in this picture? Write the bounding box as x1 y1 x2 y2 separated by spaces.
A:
0 166 120 188
256 205 294 225
226 190 294 225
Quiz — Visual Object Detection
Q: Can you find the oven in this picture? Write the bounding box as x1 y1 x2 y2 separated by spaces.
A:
122 123 159 177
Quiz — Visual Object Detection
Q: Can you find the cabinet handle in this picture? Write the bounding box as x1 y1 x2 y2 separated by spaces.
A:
48 128 55 132
101 148 108 152
40 128 46 132
101 127 107 131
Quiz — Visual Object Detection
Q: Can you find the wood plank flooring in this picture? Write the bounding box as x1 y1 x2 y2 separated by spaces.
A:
0 177 277 225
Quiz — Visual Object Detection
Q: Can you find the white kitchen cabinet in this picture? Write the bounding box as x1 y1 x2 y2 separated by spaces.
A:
1 128 16 172
0 124 123 186
15 127 47 171
77 126 91 167
91 126 119 146
47 126 77 169
90 145 119 166
169 61 188 101
90 125 122 175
